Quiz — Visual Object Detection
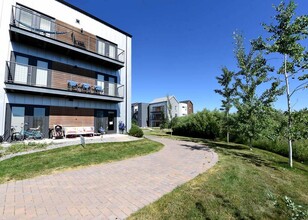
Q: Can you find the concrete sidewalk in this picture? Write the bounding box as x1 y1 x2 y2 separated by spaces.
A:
0 134 140 162
0 136 218 219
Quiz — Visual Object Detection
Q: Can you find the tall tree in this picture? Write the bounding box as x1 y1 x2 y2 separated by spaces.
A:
252 0 308 167
215 67 235 143
233 33 284 149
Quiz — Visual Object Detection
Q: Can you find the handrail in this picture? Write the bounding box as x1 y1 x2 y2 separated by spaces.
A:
11 5 125 63
5 61 124 98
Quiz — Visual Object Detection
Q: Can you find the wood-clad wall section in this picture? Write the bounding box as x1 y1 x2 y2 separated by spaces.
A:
49 106 94 127
55 20 97 52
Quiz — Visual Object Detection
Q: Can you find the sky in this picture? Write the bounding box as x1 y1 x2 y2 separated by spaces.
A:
65 0 308 112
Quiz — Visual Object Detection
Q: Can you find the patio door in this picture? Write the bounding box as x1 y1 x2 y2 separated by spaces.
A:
15 56 29 84
108 77 116 96
11 106 25 132
33 107 45 133
108 111 115 131
36 60 48 87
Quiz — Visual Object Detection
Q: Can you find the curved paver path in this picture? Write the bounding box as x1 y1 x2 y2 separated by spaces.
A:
0 136 218 219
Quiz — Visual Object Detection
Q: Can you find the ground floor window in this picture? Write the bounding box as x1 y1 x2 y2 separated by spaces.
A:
5 104 49 139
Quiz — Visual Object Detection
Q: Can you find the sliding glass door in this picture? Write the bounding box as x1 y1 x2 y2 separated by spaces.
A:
15 56 29 84
36 60 48 86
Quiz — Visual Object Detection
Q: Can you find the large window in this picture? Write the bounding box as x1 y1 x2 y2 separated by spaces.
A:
36 60 48 86
33 107 45 133
16 5 54 37
97 38 117 60
11 107 25 133
8 105 49 138
15 55 29 84
12 53 50 87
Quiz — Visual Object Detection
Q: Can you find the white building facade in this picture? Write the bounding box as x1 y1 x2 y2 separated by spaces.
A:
0 0 132 140
178 103 188 116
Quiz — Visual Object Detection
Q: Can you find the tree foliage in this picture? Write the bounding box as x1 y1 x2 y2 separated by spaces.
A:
232 33 284 149
215 67 235 142
173 109 223 139
252 0 308 167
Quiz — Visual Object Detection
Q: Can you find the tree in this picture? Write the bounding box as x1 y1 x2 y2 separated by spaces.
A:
166 95 175 135
233 33 284 149
215 67 236 143
252 0 308 167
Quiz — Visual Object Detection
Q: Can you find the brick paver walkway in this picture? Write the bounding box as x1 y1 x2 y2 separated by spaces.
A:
0 136 218 219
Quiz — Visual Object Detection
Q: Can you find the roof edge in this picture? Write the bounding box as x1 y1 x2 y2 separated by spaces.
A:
55 0 132 38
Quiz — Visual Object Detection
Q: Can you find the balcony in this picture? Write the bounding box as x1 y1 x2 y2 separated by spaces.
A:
9 5 125 69
151 106 165 113
4 61 124 102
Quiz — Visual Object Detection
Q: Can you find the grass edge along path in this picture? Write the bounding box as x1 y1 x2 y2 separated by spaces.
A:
0 138 163 184
129 136 308 220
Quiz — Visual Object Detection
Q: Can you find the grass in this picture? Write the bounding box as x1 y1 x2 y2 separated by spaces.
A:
1 141 50 156
253 138 308 163
129 135 308 220
0 138 163 184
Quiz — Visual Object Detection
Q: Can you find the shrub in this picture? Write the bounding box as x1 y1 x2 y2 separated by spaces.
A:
173 109 222 139
252 138 308 163
129 125 144 138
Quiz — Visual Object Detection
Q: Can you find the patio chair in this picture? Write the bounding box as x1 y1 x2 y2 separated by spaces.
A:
93 85 103 94
67 80 78 91
81 83 91 92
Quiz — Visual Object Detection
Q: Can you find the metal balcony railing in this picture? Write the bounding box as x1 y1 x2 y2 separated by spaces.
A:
11 5 125 63
5 61 124 98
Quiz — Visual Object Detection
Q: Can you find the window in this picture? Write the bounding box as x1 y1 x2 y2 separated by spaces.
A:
16 5 54 36
13 53 50 87
33 107 45 133
11 107 25 133
97 38 117 60
15 55 29 84
97 40 105 55
108 76 116 96
36 60 48 86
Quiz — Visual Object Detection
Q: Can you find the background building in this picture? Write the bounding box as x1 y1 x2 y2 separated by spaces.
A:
0 0 132 140
179 102 188 116
179 100 194 115
132 97 194 128
131 102 149 127
148 96 179 127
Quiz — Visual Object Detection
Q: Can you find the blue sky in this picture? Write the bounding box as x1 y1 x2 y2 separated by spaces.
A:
65 0 308 112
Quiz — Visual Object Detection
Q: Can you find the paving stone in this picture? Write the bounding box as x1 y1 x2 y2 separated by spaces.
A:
0 136 218 219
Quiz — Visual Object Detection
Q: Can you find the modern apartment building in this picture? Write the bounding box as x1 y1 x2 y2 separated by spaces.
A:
131 102 149 127
179 100 194 116
132 97 194 127
148 96 178 127
178 103 188 116
0 0 132 140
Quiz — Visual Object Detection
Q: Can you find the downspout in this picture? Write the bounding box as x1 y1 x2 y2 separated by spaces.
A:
125 35 128 133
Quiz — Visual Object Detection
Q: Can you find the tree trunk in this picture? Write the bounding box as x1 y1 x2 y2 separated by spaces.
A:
284 54 293 168
226 111 229 143
227 132 229 144
249 137 252 150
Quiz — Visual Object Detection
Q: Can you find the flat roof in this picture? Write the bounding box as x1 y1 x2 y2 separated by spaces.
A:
56 0 132 38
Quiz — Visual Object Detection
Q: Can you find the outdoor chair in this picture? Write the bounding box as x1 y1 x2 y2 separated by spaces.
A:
81 83 91 92
67 80 78 91
93 85 103 94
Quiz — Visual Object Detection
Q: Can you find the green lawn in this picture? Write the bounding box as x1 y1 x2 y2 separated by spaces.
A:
129 136 308 220
0 138 163 184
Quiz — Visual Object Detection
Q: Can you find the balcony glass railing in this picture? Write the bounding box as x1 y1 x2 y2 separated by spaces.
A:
5 61 124 98
11 5 125 63
151 107 165 112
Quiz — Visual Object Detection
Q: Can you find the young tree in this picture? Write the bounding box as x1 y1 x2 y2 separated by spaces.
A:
252 0 308 167
233 33 284 149
215 67 236 143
